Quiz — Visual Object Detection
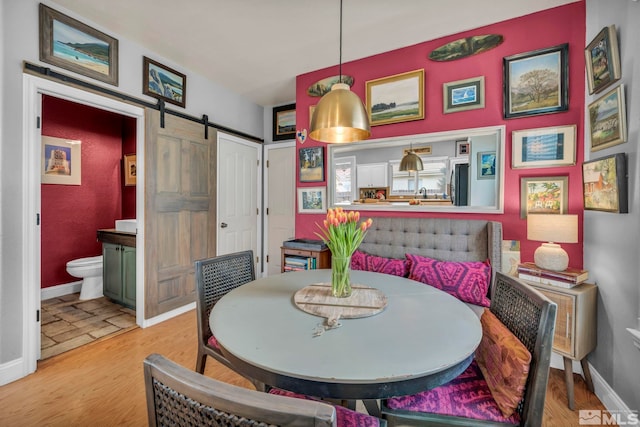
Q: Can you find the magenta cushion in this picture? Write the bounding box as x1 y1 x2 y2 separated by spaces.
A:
386 360 520 424
351 250 408 277
405 253 491 307
269 388 381 427
207 335 220 350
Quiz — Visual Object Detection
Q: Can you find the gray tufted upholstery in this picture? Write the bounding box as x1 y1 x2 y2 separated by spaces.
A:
359 217 502 293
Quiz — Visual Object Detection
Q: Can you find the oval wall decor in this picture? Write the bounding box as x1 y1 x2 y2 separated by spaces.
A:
307 75 355 97
429 34 504 62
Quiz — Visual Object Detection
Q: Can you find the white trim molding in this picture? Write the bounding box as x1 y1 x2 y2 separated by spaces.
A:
627 328 640 351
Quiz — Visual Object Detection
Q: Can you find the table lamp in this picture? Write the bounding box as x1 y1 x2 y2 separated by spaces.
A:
527 214 578 271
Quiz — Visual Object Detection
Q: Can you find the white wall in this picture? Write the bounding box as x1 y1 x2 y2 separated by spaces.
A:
0 0 264 365
585 0 640 410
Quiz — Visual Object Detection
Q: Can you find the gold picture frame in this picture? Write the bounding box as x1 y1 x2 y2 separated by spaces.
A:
124 154 137 186
366 69 425 126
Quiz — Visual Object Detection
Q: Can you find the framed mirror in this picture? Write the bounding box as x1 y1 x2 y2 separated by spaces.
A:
327 125 505 213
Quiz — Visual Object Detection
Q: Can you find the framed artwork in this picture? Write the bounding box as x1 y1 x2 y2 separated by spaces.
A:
429 34 504 62
443 76 485 113
512 125 577 169
477 151 496 179
366 69 425 126
273 103 296 141
297 187 327 213
307 75 354 97
503 44 568 119
39 4 119 86
588 84 627 152
585 25 621 95
143 56 186 108
299 146 325 182
41 135 81 185
520 176 568 218
124 154 137 186
456 140 470 156
582 153 628 213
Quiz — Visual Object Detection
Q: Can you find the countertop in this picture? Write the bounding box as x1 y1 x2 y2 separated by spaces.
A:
97 229 136 247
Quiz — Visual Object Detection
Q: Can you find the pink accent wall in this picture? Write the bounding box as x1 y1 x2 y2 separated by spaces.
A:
41 95 136 288
295 2 586 268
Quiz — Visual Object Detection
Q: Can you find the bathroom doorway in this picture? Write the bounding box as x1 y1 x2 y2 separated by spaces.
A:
23 75 145 371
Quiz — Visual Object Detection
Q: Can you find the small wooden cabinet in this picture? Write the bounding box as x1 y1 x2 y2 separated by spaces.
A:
281 246 331 273
103 243 136 309
524 280 597 409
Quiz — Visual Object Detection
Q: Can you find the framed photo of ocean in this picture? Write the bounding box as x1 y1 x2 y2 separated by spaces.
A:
39 4 119 86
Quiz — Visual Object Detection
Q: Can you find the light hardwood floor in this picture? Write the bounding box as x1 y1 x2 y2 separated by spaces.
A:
0 309 609 426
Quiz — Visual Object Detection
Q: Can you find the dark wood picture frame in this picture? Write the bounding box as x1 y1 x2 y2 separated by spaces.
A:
39 4 119 86
273 103 296 141
585 25 621 95
143 56 187 108
503 44 569 119
582 153 628 213
299 146 325 182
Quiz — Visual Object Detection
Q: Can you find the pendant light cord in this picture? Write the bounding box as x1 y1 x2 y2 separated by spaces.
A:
339 0 343 82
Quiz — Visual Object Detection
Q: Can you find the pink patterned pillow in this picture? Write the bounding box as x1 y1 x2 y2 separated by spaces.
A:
405 253 491 307
351 250 408 277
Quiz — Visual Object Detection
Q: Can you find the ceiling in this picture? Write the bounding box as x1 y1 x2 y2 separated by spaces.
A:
52 0 579 107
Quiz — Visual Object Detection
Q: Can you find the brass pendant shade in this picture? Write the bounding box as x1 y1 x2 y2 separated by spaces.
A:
399 151 424 172
309 83 371 143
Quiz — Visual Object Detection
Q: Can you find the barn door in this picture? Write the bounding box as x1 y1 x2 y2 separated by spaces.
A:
144 110 216 319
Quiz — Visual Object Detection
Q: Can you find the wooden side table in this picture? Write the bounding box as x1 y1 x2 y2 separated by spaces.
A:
523 280 597 410
281 246 331 273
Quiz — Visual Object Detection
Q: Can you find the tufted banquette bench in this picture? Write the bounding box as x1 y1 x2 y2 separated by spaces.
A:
357 216 503 315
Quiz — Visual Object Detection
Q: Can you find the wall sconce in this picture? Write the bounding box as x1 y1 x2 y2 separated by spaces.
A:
527 214 578 271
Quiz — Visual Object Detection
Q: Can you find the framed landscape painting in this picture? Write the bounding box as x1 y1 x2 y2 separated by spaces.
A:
582 153 628 213
585 25 621 95
143 56 186 108
477 151 496 179
366 69 424 126
588 84 627 152
39 4 119 85
520 176 568 218
273 103 296 141
503 44 568 119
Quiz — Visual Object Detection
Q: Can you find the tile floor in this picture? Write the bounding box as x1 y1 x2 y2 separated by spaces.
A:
40 293 137 359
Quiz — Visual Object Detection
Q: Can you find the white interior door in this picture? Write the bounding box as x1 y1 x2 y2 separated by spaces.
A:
217 133 261 270
265 143 295 276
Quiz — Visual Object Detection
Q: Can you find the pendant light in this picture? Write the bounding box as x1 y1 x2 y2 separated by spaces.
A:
399 145 424 172
309 0 371 143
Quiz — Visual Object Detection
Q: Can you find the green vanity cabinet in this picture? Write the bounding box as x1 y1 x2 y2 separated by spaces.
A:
103 242 136 308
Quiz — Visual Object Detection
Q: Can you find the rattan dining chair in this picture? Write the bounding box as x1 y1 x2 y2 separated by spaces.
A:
381 272 557 427
195 250 260 386
144 353 337 427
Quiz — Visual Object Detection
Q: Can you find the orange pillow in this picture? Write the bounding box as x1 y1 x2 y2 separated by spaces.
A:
476 309 532 418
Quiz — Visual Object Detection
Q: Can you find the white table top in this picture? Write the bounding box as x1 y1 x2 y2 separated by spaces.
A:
210 269 481 400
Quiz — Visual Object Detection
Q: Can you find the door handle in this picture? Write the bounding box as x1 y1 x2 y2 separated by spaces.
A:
220 222 228 228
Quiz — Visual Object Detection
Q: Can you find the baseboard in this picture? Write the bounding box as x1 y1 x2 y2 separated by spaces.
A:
40 281 82 300
550 353 631 414
140 302 195 328
0 358 33 386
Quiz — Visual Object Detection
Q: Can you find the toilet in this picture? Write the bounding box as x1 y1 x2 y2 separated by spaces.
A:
66 256 104 300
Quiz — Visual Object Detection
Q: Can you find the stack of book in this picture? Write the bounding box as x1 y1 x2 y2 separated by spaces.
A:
283 256 316 272
517 262 588 289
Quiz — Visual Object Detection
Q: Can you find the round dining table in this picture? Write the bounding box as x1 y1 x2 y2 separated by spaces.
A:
210 269 481 413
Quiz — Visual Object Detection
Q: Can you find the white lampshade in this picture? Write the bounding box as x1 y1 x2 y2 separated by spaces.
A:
527 214 578 271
